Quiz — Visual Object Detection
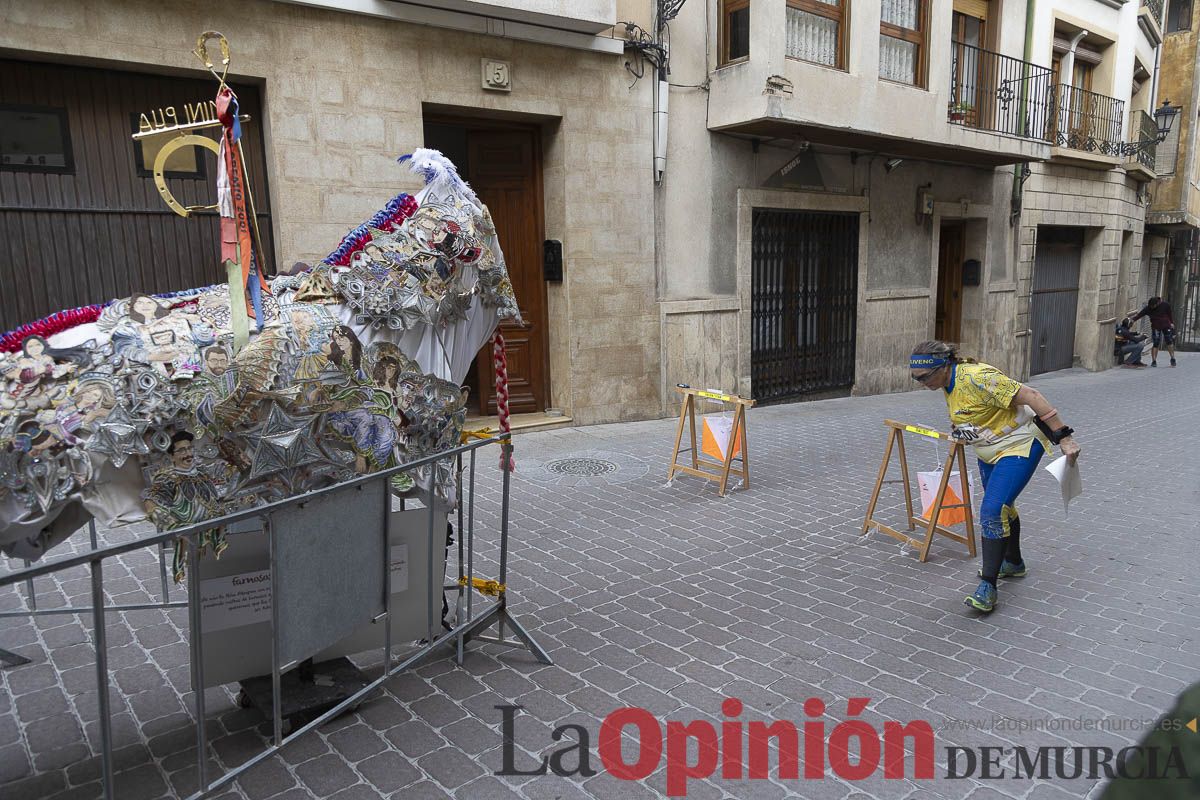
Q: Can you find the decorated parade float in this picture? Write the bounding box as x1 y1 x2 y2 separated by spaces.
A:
0 34 518 573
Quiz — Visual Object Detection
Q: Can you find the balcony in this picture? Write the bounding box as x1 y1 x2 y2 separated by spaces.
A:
1048 84 1126 166
1143 0 1165 27
706 0 1050 167
948 42 1053 142
1125 109 1158 180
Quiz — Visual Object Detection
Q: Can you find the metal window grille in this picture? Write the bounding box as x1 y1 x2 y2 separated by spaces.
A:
751 209 858 403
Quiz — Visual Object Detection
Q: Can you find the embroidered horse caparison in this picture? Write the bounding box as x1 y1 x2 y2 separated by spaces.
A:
0 151 520 570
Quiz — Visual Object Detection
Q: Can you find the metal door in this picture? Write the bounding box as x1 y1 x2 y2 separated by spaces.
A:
751 209 858 403
1172 249 1200 352
1030 227 1083 375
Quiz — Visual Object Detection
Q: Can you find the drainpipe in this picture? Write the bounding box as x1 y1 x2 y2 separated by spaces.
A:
654 63 669 183
652 1 670 184
1011 0 1038 222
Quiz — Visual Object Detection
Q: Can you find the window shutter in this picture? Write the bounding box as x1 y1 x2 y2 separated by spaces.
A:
953 0 990 19
1052 36 1104 65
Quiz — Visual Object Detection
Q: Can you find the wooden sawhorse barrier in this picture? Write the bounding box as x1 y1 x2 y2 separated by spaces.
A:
861 419 977 562
667 387 754 497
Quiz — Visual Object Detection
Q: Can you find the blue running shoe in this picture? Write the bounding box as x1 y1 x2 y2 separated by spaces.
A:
964 580 997 613
978 560 1027 579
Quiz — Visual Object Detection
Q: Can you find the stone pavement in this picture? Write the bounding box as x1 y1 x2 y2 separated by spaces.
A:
2 356 1198 799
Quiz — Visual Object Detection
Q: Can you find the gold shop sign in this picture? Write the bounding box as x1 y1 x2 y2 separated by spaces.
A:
136 100 221 137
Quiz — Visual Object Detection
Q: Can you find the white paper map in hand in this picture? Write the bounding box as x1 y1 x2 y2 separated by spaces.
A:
1044 455 1082 515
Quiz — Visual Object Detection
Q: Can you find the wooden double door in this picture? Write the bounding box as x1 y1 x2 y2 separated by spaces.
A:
423 118 549 415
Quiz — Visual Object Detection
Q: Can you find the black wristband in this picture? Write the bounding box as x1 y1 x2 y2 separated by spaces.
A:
1049 425 1074 445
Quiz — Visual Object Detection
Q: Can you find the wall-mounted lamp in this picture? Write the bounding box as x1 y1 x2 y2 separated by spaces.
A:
885 158 905 173
1121 100 1178 157
1153 99 1179 143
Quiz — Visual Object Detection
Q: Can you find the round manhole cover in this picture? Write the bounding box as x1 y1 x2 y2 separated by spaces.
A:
545 457 619 477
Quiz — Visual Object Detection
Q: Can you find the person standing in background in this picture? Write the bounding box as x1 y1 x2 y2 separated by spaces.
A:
1128 297 1177 368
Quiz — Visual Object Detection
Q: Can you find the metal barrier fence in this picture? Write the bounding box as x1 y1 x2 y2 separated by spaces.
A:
0 435 548 799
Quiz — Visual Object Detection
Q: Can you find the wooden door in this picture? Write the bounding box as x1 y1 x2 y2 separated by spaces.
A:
936 223 964 343
465 128 547 415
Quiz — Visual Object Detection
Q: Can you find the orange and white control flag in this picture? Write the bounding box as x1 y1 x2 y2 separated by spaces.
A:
701 414 742 462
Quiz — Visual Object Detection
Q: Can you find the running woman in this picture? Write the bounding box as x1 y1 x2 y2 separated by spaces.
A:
909 341 1081 613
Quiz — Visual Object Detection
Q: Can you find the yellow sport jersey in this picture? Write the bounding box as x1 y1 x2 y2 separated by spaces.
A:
943 362 1050 464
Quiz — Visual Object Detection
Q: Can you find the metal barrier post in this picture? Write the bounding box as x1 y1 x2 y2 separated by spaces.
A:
90 555 115 800
466 447 477 629
426 463 438 646
381 476 392 670
496 440 512 643
23 559 35 611
455 453 465 666
186 535 209 789
158 542 170 602
267 517 283 747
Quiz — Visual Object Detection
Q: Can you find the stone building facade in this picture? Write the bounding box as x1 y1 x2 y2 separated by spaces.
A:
1013 0 1164 375
658 0 1050 411
655 0 1167 414
0 0 1176 427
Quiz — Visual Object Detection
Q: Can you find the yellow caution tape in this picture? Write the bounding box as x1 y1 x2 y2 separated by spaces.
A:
696 390 736 403
904 424 942 439
458 576 506 597
460 427 494 443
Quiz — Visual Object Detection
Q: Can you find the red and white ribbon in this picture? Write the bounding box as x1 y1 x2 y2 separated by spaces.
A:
493 331 514 471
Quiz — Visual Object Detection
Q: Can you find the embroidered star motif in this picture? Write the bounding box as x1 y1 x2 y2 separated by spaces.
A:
85 404 150 468
243 403 330 484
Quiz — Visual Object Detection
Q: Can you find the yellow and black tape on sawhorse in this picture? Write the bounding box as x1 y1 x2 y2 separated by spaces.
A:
667 387 754 497
861 419 977 562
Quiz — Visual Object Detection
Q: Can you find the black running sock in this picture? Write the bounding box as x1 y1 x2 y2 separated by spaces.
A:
1004 516 1022 565
981 539 1006 588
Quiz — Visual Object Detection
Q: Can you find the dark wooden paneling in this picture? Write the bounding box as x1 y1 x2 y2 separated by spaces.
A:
0 59 274 332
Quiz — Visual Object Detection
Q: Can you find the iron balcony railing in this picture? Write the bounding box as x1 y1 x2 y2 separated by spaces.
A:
1127 109 1158 171
1049 84 1126 156
1144 0 1165 26
948 42 1054 141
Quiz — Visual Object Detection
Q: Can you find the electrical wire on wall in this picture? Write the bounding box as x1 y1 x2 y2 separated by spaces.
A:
617 0 689 182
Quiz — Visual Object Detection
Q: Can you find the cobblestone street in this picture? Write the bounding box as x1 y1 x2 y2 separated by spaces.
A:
3 357 1198 799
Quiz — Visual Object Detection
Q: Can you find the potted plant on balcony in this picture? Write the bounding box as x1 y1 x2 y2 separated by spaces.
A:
948 101 973 123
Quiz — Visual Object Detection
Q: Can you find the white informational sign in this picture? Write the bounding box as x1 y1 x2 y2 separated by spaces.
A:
390 544 409 592
200 571 272 634
195 506 450 687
